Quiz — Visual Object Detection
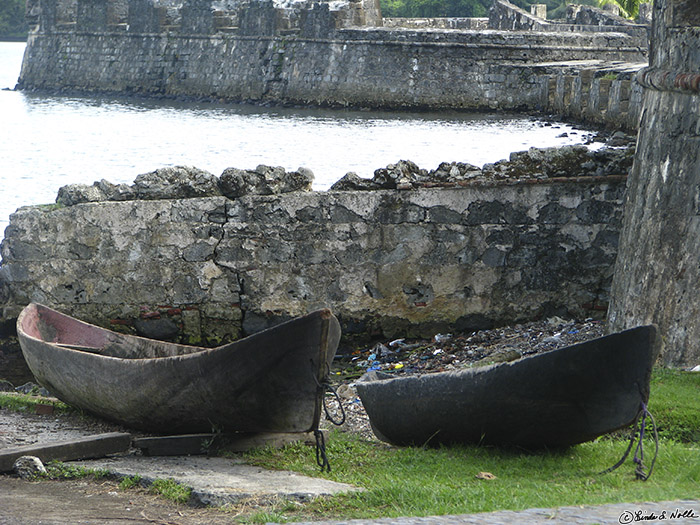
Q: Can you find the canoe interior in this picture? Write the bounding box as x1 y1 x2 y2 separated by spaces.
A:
356 325 658 448
20 303 223 359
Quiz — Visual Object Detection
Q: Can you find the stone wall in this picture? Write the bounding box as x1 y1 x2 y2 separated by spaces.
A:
17 0 647 129
488 0 549 31
607 0 700 367
382 17 488 30
0 154 628 348
489 0 648 43
546 62 645 131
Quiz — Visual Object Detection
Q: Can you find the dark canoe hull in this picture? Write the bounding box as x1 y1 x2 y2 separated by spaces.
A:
17 303 340 434
356 326 657 448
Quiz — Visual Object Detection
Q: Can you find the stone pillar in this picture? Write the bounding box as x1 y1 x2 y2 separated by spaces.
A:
608 0 700 367
637 3 653 24
299 2 335 38
530 4 546 19
76 0 108 31
28 0 57 32
108 0 128 26
128 0 162 32
180 0 214 34
239 0 278 36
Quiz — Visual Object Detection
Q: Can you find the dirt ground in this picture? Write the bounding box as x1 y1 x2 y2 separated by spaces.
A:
0 475 241 525
0 409 248 524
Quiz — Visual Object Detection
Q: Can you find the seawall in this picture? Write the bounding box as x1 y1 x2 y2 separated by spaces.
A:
17 0 648 130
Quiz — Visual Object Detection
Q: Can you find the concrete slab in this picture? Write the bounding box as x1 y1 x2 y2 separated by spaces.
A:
71 455 362 507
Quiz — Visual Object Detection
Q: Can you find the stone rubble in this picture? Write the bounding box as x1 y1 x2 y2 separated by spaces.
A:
12 456 47 480
331 143 635 191
52 142 634 206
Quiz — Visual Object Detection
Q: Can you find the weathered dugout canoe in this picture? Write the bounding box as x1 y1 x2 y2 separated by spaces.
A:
17 303 340 434
356 326 657 448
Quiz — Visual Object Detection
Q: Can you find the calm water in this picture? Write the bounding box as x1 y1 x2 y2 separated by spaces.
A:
0 41 598 238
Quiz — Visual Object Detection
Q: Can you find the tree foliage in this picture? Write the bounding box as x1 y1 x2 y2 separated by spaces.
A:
597 0 642 18
0 0 27 40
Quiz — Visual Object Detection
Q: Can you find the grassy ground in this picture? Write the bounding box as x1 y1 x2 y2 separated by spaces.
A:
238 368 700 523
0 391 71 414
1 368 698 523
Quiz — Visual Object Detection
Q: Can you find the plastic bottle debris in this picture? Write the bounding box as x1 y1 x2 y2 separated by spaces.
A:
433 333 452 343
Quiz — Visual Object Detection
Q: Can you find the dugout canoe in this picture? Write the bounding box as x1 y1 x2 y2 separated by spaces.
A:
17 303 340 434
356 325 657 448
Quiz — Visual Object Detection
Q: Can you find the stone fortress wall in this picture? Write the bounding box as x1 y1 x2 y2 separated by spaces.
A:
607 0 700 368
10 0 695 365
0 155 629 348
19 0 649 130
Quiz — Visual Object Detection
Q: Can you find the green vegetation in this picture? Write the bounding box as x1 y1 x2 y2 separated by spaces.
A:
42 464 190 505
149 478 193 504
0 0 27 40
118 475 144 490
240 368 699 523
0 392 73 414
648 368 700 443
597 0 642 18
43 461 110 481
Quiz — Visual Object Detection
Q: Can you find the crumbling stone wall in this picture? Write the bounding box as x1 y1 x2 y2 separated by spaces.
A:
608 0 700 367
488 0 549 31
1 150 629 347
382 17 487 30
489 1 648 46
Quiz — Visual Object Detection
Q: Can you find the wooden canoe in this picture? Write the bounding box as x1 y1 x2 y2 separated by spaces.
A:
17 303 340 434
356 326 657 448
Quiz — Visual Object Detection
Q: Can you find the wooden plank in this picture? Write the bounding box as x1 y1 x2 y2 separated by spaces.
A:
133 432 314 456
0 432 132 472
223 432 315 452
133 434 215 456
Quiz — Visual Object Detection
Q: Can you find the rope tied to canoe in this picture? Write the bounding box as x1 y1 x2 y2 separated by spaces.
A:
600 400 659 481
312 362 347 427
314 429 331 472
311 361 347 472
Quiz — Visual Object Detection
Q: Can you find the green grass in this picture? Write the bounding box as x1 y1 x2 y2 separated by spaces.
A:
118 475 143 490
243 433 698 522
240 368 700 523
648 369 700 443
42 461 110 481
149 478 192 504
0 392 73 415
42 464 191 505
